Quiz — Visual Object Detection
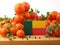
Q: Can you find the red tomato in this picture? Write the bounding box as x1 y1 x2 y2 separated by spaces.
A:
46 20 51 27
0 24 3 28
50 20 56 26
47 15 53 21
35 15 41 20
10 19 14 23
0 28 8 36
58 24 60 27
15 23 23 30
22 2 30 12
30 12 37 20
3 23 11 28
14 3 25 14
11 21 16 25
50 11 58 20
54 30 60 37
14 15 24 23
56 13 60 21
51 20 57 23
24 12 31 20
16 30 25 38
10 27 18 36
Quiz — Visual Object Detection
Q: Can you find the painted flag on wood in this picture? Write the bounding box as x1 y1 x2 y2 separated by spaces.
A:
32 21 46 35
24 21 46 35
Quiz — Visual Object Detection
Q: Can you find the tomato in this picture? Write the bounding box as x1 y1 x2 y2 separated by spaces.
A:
53 30 60 37
14 3 25 14
15 23 23 30
50 20 56 26
30 12 37 20
50 23 55 27
24 12 31 20
10 27 18 36
11 21 16 26
0 28 8 36
47 15 53 21
22 2 30 12
16 30 25 38
35 15 41 20
10 19 14 23
3 23 11 28
14 15 24 23
50 11 58 20
0 24 3 28
51 20 57 23
56 13 60 21
46 20 51 27
58 24 60 27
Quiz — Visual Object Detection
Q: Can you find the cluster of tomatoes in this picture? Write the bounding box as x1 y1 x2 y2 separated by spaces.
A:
0 20 25 38
46 11 60 27
0 2 41 39
14 2 40 21
0 2 60 39
14 2 41 37
46 11 60 37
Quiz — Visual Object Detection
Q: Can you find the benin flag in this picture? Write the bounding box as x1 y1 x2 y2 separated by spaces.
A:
24 21 46 35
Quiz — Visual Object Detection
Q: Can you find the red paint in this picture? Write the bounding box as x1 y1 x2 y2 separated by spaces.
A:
32 28 46 35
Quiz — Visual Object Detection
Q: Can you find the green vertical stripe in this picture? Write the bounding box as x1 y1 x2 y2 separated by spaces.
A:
24 21 32 35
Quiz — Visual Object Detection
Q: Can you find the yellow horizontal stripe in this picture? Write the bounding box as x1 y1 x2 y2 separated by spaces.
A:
32 21 46 28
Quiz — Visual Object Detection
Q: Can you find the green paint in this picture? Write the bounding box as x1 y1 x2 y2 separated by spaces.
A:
24 21 32 35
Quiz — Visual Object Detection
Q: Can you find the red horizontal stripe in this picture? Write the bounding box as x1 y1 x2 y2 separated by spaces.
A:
32 28 46 35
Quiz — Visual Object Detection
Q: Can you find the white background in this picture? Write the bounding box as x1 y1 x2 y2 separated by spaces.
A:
0 0 60 18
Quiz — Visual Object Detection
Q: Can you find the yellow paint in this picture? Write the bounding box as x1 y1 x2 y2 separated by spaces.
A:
32 21 46 28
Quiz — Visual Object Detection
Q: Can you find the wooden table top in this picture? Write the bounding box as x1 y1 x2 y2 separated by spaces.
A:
0 36 60 45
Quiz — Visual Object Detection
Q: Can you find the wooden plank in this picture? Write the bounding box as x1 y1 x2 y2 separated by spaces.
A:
32 21 46 28
0 36 60 45
24 21 32 35
32 28 46 35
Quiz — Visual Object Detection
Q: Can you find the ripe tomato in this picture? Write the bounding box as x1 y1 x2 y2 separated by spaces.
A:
46 20 51 27
15 23 23 30
30 12 37 20
0 28 8 36
10 19 14 23
11 21 16 26
53 30 60 37
58 24 60 27
22 2 30 12
51 20 57 23
14 3 25 14
16 30 25 38
50 20 56 26
10 27 18 36
56 13 60 21
35 15 41 20
3 23 11 28
14 15 24 23
47 15 53 21
0 24 3 28
50 11 58 20
24 12 31 20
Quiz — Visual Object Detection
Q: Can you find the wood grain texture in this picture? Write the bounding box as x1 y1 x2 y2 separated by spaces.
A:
32 21 46 28
0 36 60 45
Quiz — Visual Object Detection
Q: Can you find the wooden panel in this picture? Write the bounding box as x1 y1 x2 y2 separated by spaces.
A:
24 21 32 35
32 21 46 28
32 28 46 35
0 36 60 45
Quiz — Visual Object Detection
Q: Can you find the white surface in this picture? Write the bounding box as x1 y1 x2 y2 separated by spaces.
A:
0 0 60 18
